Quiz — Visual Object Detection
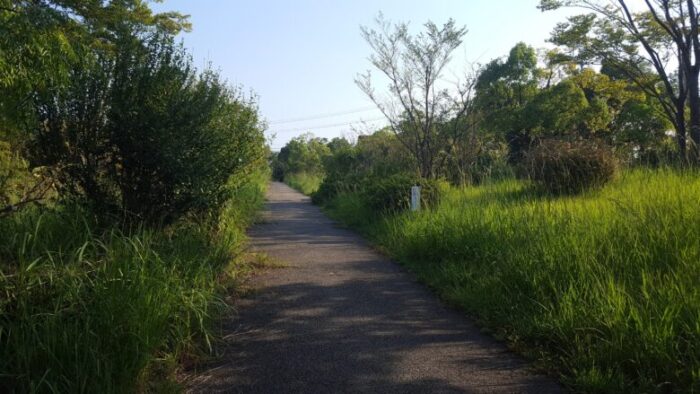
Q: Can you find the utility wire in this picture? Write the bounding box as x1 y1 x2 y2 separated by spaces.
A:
269 116 387 134
268 106 379 125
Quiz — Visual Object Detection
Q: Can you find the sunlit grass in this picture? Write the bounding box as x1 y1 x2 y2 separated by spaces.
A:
284 172 323 195
325 168 700 393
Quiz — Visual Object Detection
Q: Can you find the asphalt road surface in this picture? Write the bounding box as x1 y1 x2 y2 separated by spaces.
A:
186 182 562 393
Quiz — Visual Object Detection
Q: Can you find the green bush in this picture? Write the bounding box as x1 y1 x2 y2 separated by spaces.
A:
525 139 617 194
28 36 265 223
284 172 323 195
311 178 342 205
311 174 363 205
361 174 442 213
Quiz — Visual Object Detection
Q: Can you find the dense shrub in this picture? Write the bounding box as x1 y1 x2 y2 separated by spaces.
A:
273 134 330 180
525 139 617 194
0 141 33 207
284 171 323 195
362 173 442 213
311 175 362 205
311 148 362 204
311 178 340 205
28 36 265 223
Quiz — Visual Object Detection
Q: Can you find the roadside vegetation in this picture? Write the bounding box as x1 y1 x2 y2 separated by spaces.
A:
1 1 267 391
284 171 324 196
324 170 699 393
273 3 700 392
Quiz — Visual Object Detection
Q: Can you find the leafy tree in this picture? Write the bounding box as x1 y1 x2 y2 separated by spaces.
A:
522 80 590 136
355 129 415 178
327 137 352 154
540 0 700 162
476 42 540 112
0 0 192 215
439 117 510 185
516 68 658 159
474 43 541 163
612 96 674 161
0 0 189 134
476 42 667 165
276 133 331 178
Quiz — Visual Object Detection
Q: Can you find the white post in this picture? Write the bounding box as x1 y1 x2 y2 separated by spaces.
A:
410 185 421 212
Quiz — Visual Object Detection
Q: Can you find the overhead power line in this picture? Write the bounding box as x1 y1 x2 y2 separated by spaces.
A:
268 106 379 125
269 116 387 134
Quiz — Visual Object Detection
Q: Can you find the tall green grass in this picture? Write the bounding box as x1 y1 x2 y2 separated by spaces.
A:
0 174 267 392
325 169 700 393
284 172 323 195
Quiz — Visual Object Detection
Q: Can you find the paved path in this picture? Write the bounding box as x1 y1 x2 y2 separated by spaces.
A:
187 182 562 393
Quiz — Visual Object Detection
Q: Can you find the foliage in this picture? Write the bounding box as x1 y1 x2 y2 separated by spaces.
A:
443 136 514 185
0 0 190 148
525 139 618 194
326 169 700 393
308 130 419 204
0 171 268 393
273 133 330 183
540 0 700 161
326 137 352 153
475 42 540 129
361 173 442 213
354 130 415 177
524 80 590 136
0 1 270 391
284 172 323 195
474 42 541 164
0 0 189 85
475 39 674 167
610 96 674 162
311 178 345 205
312 148 363 204
356 14 475 179
27 35 265 222
0 141 33 207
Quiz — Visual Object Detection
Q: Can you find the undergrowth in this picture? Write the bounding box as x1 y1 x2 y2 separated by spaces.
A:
0 173 268 393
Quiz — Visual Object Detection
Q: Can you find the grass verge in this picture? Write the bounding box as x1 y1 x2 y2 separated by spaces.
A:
323 169 700 393
0 173 268 393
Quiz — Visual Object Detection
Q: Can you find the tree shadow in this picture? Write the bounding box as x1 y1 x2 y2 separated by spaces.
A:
184 270 561 392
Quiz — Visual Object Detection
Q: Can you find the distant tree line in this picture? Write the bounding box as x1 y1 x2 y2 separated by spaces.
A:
275 4 692 195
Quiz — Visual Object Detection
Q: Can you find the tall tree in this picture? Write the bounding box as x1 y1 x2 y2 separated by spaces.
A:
475 43 542 163
0 0 190 212
540 0 700 162
0 0 189 127
356 15 474 179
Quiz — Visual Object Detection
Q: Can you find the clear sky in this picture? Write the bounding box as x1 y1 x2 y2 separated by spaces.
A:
151 1 576 151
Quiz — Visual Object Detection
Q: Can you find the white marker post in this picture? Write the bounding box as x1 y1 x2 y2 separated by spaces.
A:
410 185 421 212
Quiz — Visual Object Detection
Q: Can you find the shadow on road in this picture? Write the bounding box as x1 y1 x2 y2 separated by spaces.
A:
184 183 560 394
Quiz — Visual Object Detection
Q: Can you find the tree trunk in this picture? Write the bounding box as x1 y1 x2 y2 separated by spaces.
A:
687 73 700 163
420 155 432 179
676 100 688 163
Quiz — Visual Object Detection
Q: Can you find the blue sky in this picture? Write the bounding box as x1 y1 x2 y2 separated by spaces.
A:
152 1 575 150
